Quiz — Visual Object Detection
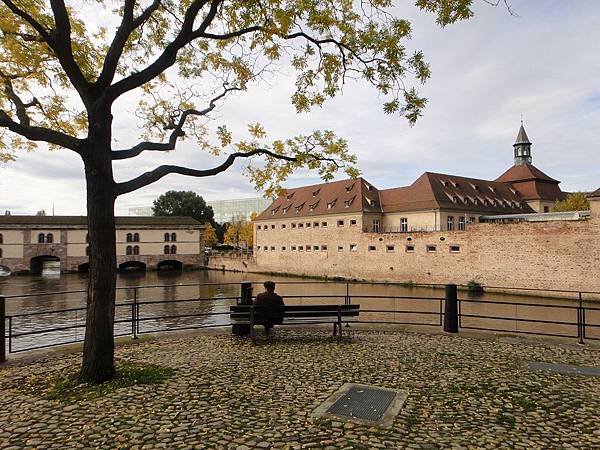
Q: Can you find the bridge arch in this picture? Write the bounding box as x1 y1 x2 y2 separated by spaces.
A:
118 260 146 272
157 259 183 271
30 255 60 275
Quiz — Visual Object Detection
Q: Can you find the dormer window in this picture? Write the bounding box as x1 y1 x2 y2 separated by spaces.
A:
473 184 480 191
282 207 289 214
286 192 295 200
490 186 497 193
511 202 517 208
369 200 378 206
344 197 355 208
327 200 337 209
309 200 319 211
345 183 355 192
493 200 499 207
452 196 460 204
312 189 320 197
484 199 491 206
442 180 449 187
473 198 480 205
464 197 470 205
502 201 508 207
453 182 460 188
295 203 305 213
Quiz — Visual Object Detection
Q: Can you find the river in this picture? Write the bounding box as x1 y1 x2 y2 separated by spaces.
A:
1 270 599 353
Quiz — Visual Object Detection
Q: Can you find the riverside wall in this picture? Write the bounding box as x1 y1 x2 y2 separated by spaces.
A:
253 205 600 293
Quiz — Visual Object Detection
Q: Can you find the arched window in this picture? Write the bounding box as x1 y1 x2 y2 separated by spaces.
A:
38 233 45 243
85 246 89 256
0 233 3 244
133 245 140 255
170 245 177 255
46 233 54 243
164 245 170 254
126 233 133 242
126 245 133 255
164 233 170 242
170 233 177 242
133 233 140 242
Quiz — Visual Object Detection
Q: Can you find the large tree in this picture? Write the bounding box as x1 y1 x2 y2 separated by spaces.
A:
0 0 476 382
553 192 590 212
153 190 214 224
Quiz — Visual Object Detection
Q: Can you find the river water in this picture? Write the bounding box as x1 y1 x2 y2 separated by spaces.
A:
1 270 599 353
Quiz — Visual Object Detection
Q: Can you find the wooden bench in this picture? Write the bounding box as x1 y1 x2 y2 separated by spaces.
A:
230 304 360 342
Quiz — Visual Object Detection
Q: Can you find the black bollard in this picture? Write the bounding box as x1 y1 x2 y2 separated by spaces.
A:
443 284 459 333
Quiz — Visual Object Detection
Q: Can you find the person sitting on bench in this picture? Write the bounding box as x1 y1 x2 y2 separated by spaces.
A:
254 281 285 335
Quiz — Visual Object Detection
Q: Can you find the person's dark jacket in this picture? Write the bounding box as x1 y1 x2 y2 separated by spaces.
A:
254 291 285 324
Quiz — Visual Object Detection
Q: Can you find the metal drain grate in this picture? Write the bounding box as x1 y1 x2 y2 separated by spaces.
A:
312 383 408 428
526 362 600 377
327 386 396 421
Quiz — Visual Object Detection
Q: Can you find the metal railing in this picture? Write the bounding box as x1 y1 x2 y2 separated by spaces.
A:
2 281 599 360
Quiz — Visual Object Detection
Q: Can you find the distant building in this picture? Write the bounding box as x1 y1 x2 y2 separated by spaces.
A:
128 206 153 216
208 197 271 224
0 216 204 274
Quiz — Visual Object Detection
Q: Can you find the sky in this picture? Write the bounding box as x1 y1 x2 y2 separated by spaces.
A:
1 0 599 216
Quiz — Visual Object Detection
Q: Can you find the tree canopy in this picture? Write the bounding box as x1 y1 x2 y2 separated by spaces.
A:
153 190 214 224
553 192 590 212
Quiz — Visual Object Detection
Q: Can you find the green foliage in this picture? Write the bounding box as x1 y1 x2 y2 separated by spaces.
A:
552 192 590 212
467 279 484 294
19 361 173 402
153 191 214 224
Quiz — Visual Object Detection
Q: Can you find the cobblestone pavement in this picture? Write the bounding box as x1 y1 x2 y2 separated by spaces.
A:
1 329 599 449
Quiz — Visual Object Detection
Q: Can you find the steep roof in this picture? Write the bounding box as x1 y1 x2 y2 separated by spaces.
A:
255 178 381 221
381 172 534 214
495 163 559 183
588 188 600 198
514 124 531 145
0 216 203 227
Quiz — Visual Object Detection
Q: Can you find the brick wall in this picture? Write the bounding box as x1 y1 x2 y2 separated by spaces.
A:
255 214 600 292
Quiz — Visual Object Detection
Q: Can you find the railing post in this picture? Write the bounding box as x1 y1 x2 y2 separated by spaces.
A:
577 292 584 345
132 288 138 340
443 284 459 333
0 296 5 363
240 281 253 305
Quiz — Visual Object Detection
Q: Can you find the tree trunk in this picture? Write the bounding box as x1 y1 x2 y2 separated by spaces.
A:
79 113 118 383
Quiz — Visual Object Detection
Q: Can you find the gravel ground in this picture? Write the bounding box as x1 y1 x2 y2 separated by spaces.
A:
1 328 599 449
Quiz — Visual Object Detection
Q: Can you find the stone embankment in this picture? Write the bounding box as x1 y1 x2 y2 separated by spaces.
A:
1 329 599 449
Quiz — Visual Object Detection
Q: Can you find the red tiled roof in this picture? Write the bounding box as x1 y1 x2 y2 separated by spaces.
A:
255 177 381 221
495 163 559 183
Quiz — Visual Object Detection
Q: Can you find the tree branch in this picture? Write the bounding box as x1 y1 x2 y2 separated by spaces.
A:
0 109 81 151
116 149 297 196
1 76 39 126
96 0 162 88
112 85 240 160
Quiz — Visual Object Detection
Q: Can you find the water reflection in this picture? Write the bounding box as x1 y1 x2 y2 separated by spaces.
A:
1 270 598 353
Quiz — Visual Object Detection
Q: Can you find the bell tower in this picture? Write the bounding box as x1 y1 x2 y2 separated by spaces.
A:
513 122 532 166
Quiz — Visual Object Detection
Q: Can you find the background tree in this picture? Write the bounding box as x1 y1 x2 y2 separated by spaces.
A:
246 212 257 248
203 223 218 247
153 191 214 224
553 192 590 212
223 217 249 248
35 209 46 216
0 0 476 382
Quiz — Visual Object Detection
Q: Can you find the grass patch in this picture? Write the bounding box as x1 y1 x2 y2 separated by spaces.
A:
22 360 173 403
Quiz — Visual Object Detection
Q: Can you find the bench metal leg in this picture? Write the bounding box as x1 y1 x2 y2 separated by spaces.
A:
333 322 337 336
337 307 342 343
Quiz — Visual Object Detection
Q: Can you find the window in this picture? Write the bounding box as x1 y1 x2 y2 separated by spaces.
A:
295 204 304 213
282 246 286 251
338 246 344 252
442 180 449 187
164 233 170 242
322 245 328 251
257 246 261 251
312 189 320 197
164 245 170 254
298 246 304 251
544 206 550 213
372 219 380 232
281 224 286 229
126 245 133 255
298 223 304 228
264 246 268 251
368 245 376 251
473 184 480 192
126 233 133 242
349 244 357 252
309 202 318 212
313 245 319 251
306 245 311 252
511 202 517 209
292 223 297 228
452 196 459 204
38 233 45 243
458 217 465 231
350 219 357 226
337 220 344 227
286 192 294 200
370 200 378 206
306 222 311 228
473 198 480 205
0 233 3 244
427 245 437 253
257 225 261 230
46 233 54 243
470 217 476 224
168 232 176 241
133 233 140 242
327 201 335 209
400 218 408 232
271 224 275 229
386 245 395 252
321 221 328 227
313 222 319 227
502 201 508 208
270 246 275 251
133 245 140 255
405 245 415 253
464 197 471 205
345 184 354 192
450 245 461 253
447 216 454 231
283 207 289 214
291 246 296 251
484 199 491 206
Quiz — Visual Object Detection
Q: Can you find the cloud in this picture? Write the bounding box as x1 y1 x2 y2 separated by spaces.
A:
2 0 599 216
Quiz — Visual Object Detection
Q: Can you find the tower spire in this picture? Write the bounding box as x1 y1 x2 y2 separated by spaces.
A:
513 122 532 166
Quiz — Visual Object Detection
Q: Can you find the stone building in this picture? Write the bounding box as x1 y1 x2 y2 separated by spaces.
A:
0 216 204 274
251 126 600 291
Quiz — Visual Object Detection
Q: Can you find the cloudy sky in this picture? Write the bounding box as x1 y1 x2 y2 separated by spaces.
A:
1 0 599 216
